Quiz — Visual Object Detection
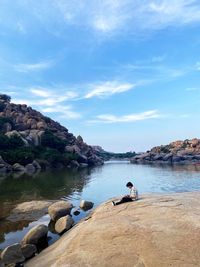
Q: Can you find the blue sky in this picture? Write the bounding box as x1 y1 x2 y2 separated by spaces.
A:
0 0 200 152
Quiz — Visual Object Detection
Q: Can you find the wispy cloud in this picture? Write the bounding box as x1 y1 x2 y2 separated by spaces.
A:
14 60 53 73
30 87 78 105
12 86 80 119
48 0 200 35
88 110 161 124
85 81 136 98
4 0 200 37
41 105 81 119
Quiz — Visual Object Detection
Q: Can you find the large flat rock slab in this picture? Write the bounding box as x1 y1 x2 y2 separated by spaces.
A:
26 192 200 267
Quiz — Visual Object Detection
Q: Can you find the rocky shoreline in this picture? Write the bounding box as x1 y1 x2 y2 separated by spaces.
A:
1 192 200 266
24 192 200 267
131 138 200 165
0 199 94 266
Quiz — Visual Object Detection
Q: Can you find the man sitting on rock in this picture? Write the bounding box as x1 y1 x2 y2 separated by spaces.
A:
112 182 138 206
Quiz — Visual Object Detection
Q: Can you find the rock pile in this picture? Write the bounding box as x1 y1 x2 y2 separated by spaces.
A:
131 138 200 164
0 198 94 266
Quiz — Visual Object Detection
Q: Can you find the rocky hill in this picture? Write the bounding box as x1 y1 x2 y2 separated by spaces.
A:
131 138 200 164
0 94 103 174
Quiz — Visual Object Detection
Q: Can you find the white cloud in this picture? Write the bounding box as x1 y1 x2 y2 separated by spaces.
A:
30 88 51 98
30 87 78 106
41 105 81 119
14 60 53 73
85 81 136 98
88 110 161 123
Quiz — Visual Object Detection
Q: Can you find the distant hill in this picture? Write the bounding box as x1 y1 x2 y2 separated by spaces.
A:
131 139 200 164
0 94 103 174
92 146 136 161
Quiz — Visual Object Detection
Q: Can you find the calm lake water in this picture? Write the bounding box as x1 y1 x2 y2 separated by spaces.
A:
1 161 200 250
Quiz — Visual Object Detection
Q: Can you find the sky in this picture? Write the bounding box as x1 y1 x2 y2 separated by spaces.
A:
0 0 200 152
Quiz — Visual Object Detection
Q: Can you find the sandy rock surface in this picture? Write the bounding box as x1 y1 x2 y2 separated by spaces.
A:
26 192 200 267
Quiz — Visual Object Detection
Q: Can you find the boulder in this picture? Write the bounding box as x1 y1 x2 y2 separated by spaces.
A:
73 210 80 216
80 200 94 211
172 156 183 163
48 201 73 221
36 121 47 130
7 200 53 222
32 160 41 170
55 215 74 234
1 243 25 265
5 130 21 138
12 163 25 172
22 225 48 245
21 244 37 259
25 163 36 174
79 163 88 168
65 145 81 154
70 160 80 168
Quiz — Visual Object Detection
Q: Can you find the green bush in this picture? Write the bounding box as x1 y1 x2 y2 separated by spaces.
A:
0 134 24 150
2 147 34 165
0 117 14 132
40 148 66 166
41 131 67 152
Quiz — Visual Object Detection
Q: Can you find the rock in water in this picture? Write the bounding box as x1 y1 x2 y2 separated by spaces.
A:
25 163 36 174
21 244 37 259
55 215 74 234
1 243 25 265
73 209 80 216
48 201 73 221
12 163 25 172
22 225 48 245
80 200 94 211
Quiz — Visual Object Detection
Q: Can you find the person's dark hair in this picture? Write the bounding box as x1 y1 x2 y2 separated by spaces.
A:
126 182 133 187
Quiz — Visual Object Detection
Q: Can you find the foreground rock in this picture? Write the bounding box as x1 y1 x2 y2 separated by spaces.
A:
80 200 94 211
22 225 48 246
131 138 200 164
48 201 73 221
7 200 53 222
1 243 25 265
26 192 200 267
21 244 37 259
55 215 74 234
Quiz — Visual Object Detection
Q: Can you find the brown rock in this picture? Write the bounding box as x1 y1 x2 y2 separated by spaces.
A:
48 201 73 221
22 225 48 245
21 244 37 259
1 243 25 265
55 215 74 234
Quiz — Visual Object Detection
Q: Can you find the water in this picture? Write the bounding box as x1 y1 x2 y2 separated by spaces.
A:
1 161 200 250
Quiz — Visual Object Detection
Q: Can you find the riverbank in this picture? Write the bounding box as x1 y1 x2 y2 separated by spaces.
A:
26 191 200 267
